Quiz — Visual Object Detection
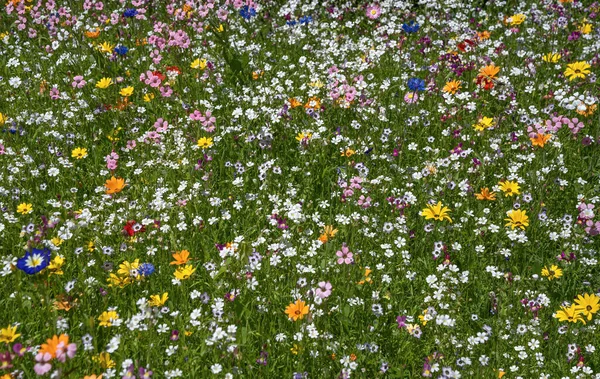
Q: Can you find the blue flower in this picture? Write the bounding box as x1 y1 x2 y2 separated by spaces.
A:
286 20 297 26
239 5 256 20
139 263 155 276
299 16 312 25
407 78 425 92
16 248 51 275
114 45 128 56
123 8 138 18
402 21 420 34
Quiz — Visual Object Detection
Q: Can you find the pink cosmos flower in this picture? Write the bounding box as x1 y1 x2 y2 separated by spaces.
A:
315 281 332 298
336 244 353 264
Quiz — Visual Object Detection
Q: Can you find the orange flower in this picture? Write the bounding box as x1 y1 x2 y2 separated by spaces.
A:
104 176 125 194
477 31 490 40
531 133 552 147
170 250 190 265
84 28 101 38
478 64 500 80
289 98 302 108
285 300 309 321
39 334 70 359
475 188 496 201
84 375 103 379
304 97 321 110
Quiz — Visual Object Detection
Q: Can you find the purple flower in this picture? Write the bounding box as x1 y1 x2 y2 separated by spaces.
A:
396 315 407 328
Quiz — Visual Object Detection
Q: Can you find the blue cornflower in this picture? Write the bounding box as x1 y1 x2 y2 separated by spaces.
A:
402 21 420 33
407 78 426 92
114 45 128 56
123 8 138 18
239 5 256 20
16 248 51 275
299 16 312 25
139 263 155 276
286 20 297 26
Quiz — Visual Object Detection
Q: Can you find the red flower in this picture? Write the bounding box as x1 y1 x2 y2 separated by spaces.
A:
166 66 181 74
152 71 166 81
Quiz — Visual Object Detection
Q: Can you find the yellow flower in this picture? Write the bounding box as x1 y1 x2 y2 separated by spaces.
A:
580 23 593 34
117 259 140 277
107 273 132 288
197 137 213 149
341 148 355 157
119 86 134 97
420 202 453 223
174 264 196 280
104 176 126 194
285 299 309 321
17 203 33 214
418 309 429 326
0 325 20 344
71 147 88 159
143 93 155 102
542 53 561 63
98 310 119 327
296 132 312 141
506 14 526 26
0 112 6 125
98 41 114 53
498 180 520 197
214 24 224 32
48 255 64 275
190 58 207 70
564 61 591 81
504 209 529 230
574 293 600 321
541 265 563 280
148 292 169 307
473 117 494 131
554 304 585 324
95 77 113 89
94 352 116 369
442 80 462 94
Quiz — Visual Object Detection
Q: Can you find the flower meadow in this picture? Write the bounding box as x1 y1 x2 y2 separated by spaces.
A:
1 0 600 377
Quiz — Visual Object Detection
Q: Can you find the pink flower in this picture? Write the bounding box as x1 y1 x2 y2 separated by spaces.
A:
190 110 203 121
34 352 52 375
366 4 381 20
315 281 332 298
336 244 353 264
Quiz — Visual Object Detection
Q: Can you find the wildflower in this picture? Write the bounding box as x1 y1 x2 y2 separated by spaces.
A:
365 4 381 20
39 334 70 358
98 311 119 327
289 98 302 108
475 188 496 201
531 133 552 147
574 294 600 321
318 225 338 244
505 14 526 26
542 53 561 63
564 61 591 81
143 93 155 102
0 112 6 125
239 5 256 20
541 265 563 280
71 147 88 159
555 304 585 324
304 97 321 110
580 23 593 34
315 282 332 298
498 180 520 197
404 92 419 103
174 265 196 280
407 78 425 92
504 209 529 230
402 21 420 33
16 248 51 275
296 132 312 142
473 117 494 131
190 58 207 70
95 77 113 89
48 256 65 276
148 293 169 307
358 268 372 285
94 352 116 369
197 137 213 149
171 250 190 265
104 176 126 194
16 203 33 214
0 325 20 344
336 244 353 264
421 202 453 223
478 64 500 80
118 259 140 278
285 300 309 321
119 86 134 97
84 28 101 38
98 42 114 53
442 80 461 94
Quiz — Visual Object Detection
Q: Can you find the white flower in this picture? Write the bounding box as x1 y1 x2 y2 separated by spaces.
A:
210 364 222 374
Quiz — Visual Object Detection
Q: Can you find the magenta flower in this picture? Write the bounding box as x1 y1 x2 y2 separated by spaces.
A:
336 244 353 264
315 281 332 298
